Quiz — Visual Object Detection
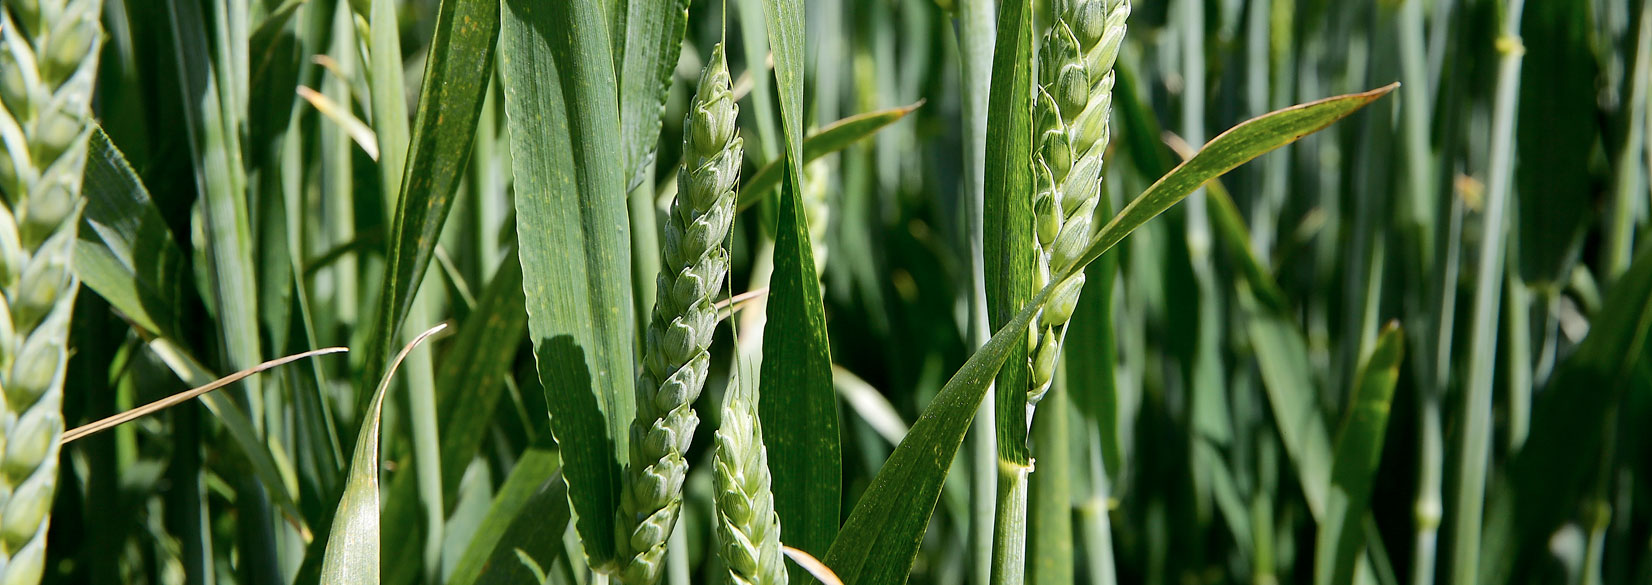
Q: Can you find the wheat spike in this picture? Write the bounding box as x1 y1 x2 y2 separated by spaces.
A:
0 0 102 582
1027 0 1128 406
617 42 741 585
712 373 788 585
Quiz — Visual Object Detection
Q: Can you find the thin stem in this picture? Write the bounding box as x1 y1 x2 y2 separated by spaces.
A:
954 0 999 583
1605 4 1652 284
1413 194 1463 585
1083 426 1119 585
1450 2 1526 584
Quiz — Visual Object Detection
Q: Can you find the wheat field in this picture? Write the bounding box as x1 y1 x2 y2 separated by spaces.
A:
2 0 1648 584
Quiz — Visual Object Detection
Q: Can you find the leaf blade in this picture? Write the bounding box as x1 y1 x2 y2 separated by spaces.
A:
1315 324 1404 585
499 0 634 567
758 0 842 567
357 0 502 411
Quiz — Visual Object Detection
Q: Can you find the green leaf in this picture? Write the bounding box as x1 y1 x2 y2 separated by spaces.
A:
381 253 529 585
499 0 634 568
823 281 1047 585
978 1 1037 582
1315 324 1404 585
162 0 262 406
1515 0 1596 287
357 0 501 412
446 444 569 585
320 324 449 585
77 128 315 537
823 85 1393 584
735 102 927 211
759 0 842 567
981 0 1036 467
616 0 689 189
1481 243 1652 584
1075 83 1397 273
77 128 192 342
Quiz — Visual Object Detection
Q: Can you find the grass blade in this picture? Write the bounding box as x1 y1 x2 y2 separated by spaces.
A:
1027 374 1073 585
62 347 348 443
1076 84 1396 272
759 0 842 568
76 128 191 341
1315 324 1404 585
616 0 689 189
320 323 449 585
381 253 528 585
735 102 927 210
446 444 569 585
1514 0 1594 287
357 0 501 411
979 1 1035 578
499 0 634 568
1450 4 1526 582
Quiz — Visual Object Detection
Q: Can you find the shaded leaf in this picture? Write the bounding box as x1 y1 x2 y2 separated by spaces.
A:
1315 324 1404 585
499 0 634 567
446 444 568 585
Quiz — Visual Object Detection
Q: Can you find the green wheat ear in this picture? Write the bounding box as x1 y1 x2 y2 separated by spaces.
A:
617 42 742 585
0 0 103 583
1027 0 1128 406
712 373 787 585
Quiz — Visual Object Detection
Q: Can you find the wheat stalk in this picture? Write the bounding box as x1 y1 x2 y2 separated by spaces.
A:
712 374 788 585
617 42 741 585
0 0 102 582
1027 0 1128 407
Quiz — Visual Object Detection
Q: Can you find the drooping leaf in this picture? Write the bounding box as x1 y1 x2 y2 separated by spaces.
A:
823 84 1393 584
77 128 314 535
499 0 634 567
77 128 192 342
1315 324 1404 585
758 0 842 568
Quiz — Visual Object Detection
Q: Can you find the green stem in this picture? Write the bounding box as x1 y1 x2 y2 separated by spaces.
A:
1605 4 1652 284
1082 426 1119 585
954 0 999 582
992 460 1033 585
1450 3 1525 584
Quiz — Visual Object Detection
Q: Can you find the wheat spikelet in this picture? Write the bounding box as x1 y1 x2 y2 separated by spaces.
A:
712 374 787 585
1027 0 1128 406
617 43 741 585
0 0 102 582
